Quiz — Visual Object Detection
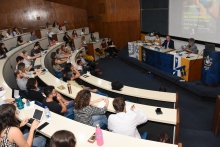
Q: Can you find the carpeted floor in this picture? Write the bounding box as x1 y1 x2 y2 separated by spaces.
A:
96 56 220 147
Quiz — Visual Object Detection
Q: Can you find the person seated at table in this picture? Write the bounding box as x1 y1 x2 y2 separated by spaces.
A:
63 32 72 46
107 38 118 56
74 89 109 127
6 28 13 38
17 36 26 46
35 41 46 51
0 30 6 40
181 38 198 54
12 27 21 36
47 28 56 46
72 30 78 38
31 43 41 57
18 63 42 79
15 69 29 91
61 45 72 56
43 86 74 119
81 36 88 49
53 21 59 28
65 42 74 53
50 130 76 147
58 26 64 33
30 30 38 41
81 28 85 36
89 33 96 42
26 78 45 103
100 39 116 58
162 35 175 49
0 104 46 147
56 48 71 60
152 33 162 46
21 50 40 69
76 59 102 76
83 51 95 62
108 97 148 138
51 51 69 69
0 43 8 59
15 56 24 69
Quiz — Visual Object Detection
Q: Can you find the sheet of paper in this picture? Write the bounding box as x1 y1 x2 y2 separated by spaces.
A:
0 90 7 98
98 100 106 108
14 89 20 98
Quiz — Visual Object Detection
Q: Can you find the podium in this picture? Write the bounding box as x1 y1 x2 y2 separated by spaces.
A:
202 50 220 85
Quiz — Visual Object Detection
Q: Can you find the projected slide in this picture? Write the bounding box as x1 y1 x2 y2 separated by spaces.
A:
169 0 220 44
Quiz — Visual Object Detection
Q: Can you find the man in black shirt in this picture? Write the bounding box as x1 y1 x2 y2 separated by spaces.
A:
31 44 41 57
43 86 74 119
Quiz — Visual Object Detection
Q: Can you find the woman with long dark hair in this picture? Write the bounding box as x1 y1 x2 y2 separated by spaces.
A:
0 104 46 147
17 36 25 46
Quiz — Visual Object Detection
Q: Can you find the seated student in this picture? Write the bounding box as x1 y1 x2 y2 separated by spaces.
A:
108 97 148 138
0 43 8 59
18 63 42 79
76 59 102 76
63 32 72 47
72 30 78 38
152 33 162 46
56 48 71 60
51 52 68 74
83 51 94 62
162 35 175 49
107 38 118 56
12 27 21 36
6 28 13 38
47 28 56 46
53 21 59 28
15 56 24 69
15 69 29 91
50 130 76 147
43 86 74 119
100 39 115 58
58 26 64 33
65 42 74 53
30 31 38 41
31 43 41 57
0 30 6 40
61 45 72 56
89 33 96 42
0 104 46 147
35 41 46 51
81 28 85 36
21 50 40 69
17 36 26 46
74 89 109 127
81 36 88 49
26 78 45 102
181 38 198 54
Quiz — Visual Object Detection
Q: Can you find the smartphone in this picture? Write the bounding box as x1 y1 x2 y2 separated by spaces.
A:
88 133 96 143
37 122 49 131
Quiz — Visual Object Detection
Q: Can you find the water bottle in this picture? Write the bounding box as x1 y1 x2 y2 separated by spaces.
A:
44 106 51 121
95 124 104 146
15 96 24 110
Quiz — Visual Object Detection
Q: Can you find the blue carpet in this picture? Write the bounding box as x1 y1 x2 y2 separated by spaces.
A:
96 57 219 146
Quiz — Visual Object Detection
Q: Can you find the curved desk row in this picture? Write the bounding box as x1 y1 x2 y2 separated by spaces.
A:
0 42 182 147
71 48 177 107
0 32 31 51
36 45 180 144
2 37 49 89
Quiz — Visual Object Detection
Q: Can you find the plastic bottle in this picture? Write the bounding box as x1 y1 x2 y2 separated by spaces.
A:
15 96 24 110
44 106 51 121
95 124 104 146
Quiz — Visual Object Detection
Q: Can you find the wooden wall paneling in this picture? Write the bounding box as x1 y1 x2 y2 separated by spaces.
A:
0 0 88 33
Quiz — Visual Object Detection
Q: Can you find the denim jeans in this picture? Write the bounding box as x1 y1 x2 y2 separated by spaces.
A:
64 100 74 119
92 115 108 128
23 133 46 147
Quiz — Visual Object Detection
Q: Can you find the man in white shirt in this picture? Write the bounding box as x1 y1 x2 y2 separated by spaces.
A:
108 97 148 138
